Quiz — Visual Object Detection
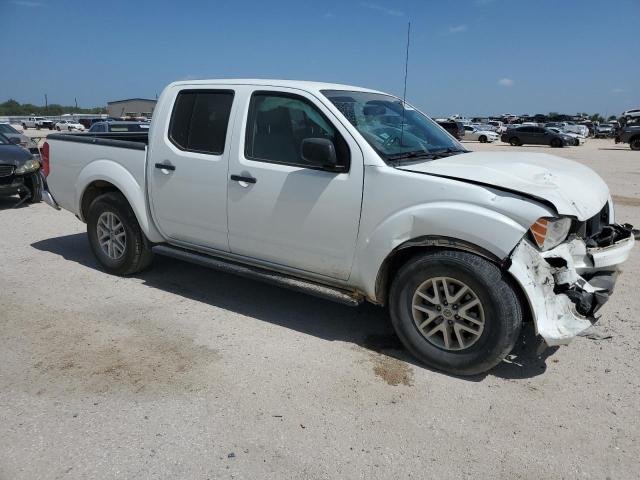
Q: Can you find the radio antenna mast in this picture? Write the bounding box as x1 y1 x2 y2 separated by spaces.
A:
400 21 411 147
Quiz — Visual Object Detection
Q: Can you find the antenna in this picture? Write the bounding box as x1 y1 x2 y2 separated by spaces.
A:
400 22 411 147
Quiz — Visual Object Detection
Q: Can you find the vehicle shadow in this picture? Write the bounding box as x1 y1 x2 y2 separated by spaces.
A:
31 233 557 381
0 195 28 210
598 148 634 151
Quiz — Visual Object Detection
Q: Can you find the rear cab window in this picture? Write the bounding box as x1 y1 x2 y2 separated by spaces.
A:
169 90 234 155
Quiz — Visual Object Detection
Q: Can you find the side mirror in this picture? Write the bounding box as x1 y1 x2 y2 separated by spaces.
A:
301 138 341 171
9 137 21 145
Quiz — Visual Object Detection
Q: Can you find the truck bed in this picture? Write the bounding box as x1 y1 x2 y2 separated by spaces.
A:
47 131 148 150
45 132 148 217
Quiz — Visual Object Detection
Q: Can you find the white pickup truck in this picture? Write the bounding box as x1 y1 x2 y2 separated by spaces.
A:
22 116 54 130
41 79 635 375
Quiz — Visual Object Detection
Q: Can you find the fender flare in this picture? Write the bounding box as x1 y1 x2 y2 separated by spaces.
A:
76 159 163 243
352 202 529 303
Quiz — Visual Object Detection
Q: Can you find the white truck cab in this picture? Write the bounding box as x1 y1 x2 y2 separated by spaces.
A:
41 79 635 375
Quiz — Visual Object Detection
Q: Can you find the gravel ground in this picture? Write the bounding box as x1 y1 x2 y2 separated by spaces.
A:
1 137 639 479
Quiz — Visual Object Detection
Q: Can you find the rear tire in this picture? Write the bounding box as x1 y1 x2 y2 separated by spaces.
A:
551 138 562 148
389 250 523 376
509 137 521 146
631 138 640 151
87 192 153 275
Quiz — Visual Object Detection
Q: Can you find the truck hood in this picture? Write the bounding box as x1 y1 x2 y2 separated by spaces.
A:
398 151 609 221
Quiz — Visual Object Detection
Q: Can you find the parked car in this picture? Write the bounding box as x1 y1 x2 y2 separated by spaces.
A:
0 132 43 203
501 126 574 147
594 123 614 138
0 123 41 159
41 79 634 376
88 121 150 133
435 120 465 140
622 108 640 123
22 116 54 130
55 119 86 132
463 125 498 143
562 122 589 138
547 127 584 146
487 120 506 134
615 125 640 150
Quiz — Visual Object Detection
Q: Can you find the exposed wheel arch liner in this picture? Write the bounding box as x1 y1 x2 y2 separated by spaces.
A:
374 235 504 306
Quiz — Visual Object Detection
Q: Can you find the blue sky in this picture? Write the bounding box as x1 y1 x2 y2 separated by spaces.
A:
1 0 638 117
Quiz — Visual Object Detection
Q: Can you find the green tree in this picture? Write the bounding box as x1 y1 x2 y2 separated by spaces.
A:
0 99 106 116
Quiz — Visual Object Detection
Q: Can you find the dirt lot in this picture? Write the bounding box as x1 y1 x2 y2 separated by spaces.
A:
1 137 639 479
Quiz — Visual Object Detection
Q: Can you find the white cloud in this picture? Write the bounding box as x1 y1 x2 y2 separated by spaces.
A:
449 25 467 33
11 0 44 6
611 87 624 94
323 12 335 19
498 78 514 87
360 2 404 17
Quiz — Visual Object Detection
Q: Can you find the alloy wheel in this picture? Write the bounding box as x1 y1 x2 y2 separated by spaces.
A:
96 211 126 260
411 277 485 351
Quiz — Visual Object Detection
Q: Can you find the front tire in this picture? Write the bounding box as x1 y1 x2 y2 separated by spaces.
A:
631 138 640 151
20 172 43 203
87 192 153 275
479 135 487 143
389 250 523 376
551 138 562 148
509 137 521 146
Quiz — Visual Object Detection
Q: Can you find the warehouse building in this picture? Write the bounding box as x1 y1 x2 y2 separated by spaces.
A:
106 98 156 119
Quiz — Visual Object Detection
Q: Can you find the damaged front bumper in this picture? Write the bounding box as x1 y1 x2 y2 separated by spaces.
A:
508 224 634 347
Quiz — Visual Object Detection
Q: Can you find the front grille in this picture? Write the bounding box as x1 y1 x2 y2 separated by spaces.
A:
573 203 609 239
585 203 610 237
0 164 14 178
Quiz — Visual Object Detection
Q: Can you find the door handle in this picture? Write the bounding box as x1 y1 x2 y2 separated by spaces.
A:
155 162 175 171
230 174 257 184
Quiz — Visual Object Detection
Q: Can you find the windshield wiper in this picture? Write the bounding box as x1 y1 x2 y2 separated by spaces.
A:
387 147 467 165
387 150 436 162
430 147 468 157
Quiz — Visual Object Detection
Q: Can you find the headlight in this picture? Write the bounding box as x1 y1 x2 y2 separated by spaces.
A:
530 217 572 251
14 159 40 175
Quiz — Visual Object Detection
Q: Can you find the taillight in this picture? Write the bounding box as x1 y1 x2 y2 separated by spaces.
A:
42 141 50 177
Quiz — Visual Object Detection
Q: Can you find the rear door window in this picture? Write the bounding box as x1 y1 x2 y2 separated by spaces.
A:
169 90 234 155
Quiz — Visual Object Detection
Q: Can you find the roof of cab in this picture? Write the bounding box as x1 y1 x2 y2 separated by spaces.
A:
167 79 388 95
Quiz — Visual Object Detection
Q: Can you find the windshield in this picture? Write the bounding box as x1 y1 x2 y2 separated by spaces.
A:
0 124 19 134
322 90 464 162
0 133 10 145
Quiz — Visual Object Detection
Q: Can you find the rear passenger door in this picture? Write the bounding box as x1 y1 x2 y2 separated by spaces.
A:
148 88 236 251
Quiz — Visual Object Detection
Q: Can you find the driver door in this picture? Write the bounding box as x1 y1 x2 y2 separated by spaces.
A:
226 87 363 280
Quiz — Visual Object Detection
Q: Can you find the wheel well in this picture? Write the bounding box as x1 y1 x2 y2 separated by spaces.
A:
80 180 121 221
373 236 533 324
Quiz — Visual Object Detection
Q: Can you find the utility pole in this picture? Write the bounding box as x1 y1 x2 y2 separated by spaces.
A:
75 97 78 111
44 93 48 113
